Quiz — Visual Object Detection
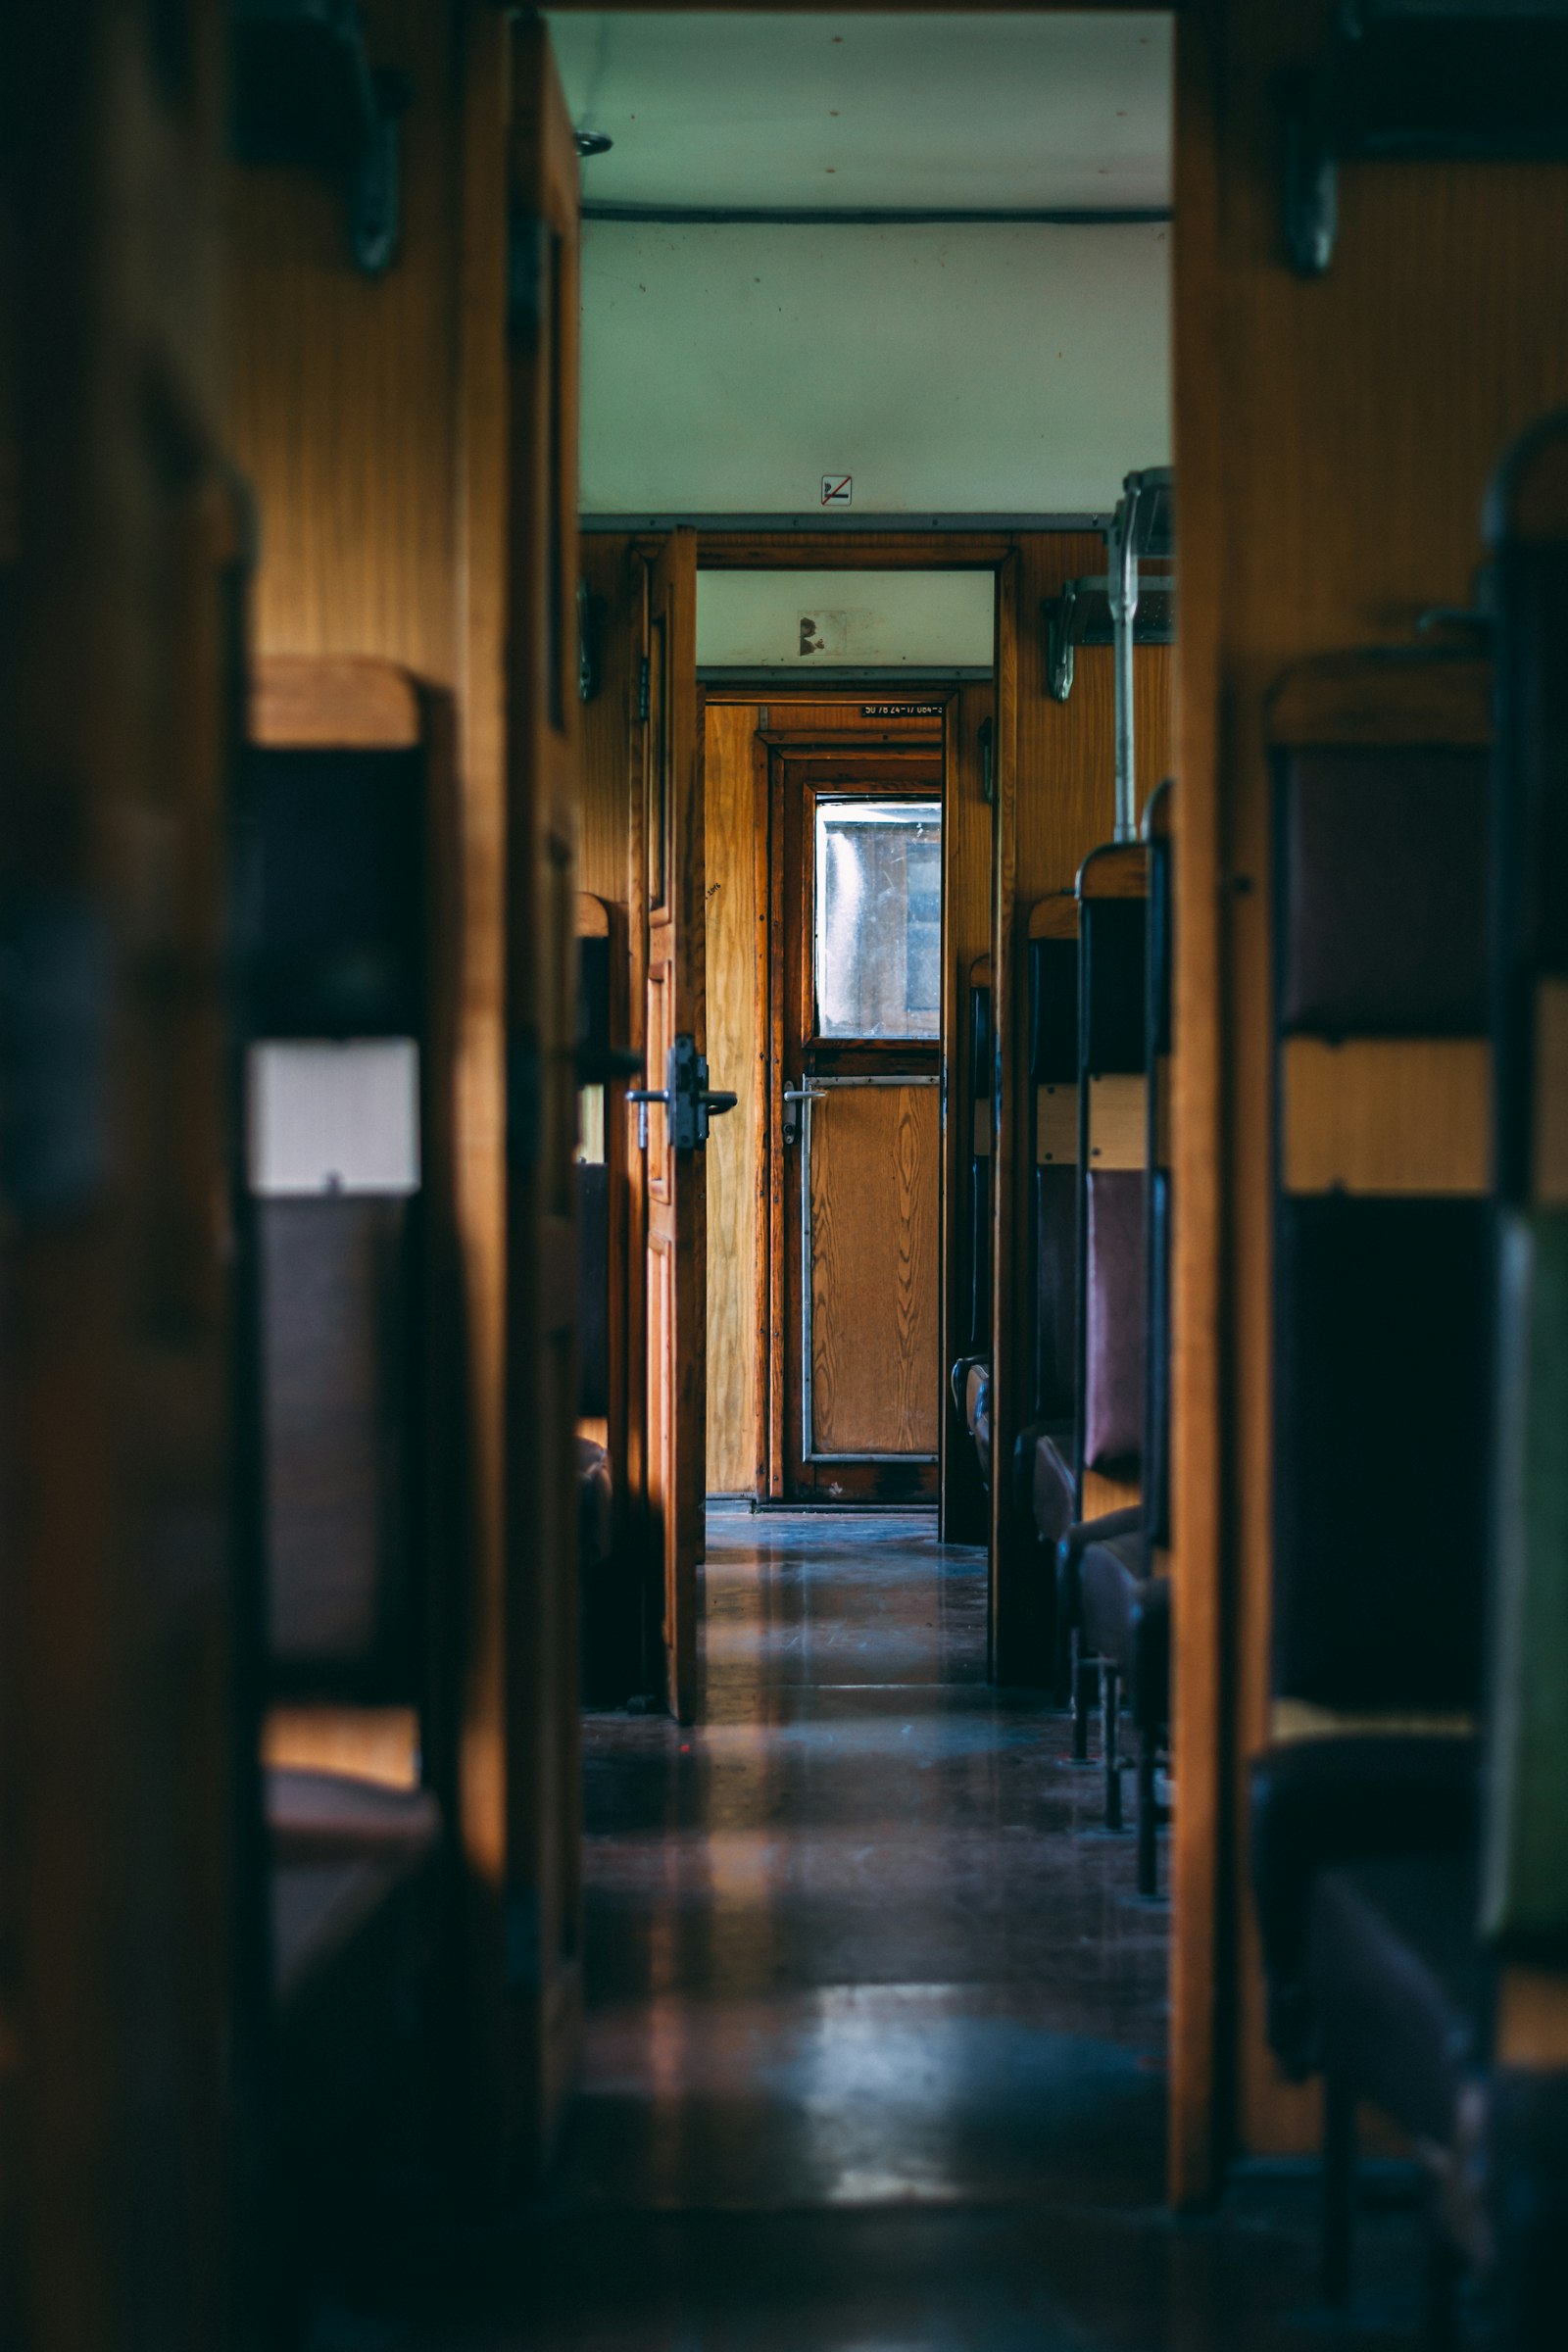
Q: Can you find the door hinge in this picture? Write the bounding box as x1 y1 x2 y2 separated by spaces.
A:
637 657 651 723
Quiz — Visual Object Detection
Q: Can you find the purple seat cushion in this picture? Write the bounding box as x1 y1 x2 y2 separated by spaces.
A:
1279 746 1489 1035
1084 1169 1147 1477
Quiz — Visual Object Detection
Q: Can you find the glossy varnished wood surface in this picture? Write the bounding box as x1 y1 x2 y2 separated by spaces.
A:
7 5 239 2334
504 7 588 2164
940 689 997 1542
809 1084 942 1458
1281 1038 1492 1197
250 653 423 748
1173 0 1568 2179
704 702 763 1494
229 0 461 682
644 531 704 1722
579 534 641 906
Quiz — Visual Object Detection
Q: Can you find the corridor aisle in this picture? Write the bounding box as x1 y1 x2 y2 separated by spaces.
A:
401 1511 1446 2350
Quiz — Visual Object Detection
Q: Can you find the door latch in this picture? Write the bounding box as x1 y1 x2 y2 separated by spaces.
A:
780 1083 826 1148
629 1033 738 1152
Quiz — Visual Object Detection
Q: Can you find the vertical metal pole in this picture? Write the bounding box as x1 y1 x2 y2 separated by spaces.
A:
1108 488 1141 843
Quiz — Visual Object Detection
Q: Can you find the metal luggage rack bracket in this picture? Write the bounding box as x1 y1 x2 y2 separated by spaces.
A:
1281 2 1568 278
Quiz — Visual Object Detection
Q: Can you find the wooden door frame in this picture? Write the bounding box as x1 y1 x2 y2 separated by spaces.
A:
700 647 997 1531
765 745 946 1501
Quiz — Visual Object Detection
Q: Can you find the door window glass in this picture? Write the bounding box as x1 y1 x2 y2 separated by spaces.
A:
813 798 941 1040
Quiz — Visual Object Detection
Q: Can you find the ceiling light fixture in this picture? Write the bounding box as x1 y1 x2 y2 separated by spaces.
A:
575 129 613 158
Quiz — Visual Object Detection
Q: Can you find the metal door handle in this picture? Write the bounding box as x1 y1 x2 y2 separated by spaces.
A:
781 1084 824 1147
629 1038 738 1150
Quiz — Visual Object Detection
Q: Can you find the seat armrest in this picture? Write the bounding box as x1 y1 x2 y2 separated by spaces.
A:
1130 1573 1170 1732
1011 1418 1071 1531
1055 1506 1143 1631
1249 1732 1478 2076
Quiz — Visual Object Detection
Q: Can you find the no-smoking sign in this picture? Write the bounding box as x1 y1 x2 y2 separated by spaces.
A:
821 474 853 507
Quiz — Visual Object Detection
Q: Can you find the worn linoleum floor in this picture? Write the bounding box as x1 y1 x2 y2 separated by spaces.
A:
353 1507 1466 2350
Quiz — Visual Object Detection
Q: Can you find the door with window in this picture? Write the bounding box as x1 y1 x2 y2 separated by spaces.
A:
773 753 944 1500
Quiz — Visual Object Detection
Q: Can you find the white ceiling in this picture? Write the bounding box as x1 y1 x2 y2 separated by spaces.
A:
545 12 1173 214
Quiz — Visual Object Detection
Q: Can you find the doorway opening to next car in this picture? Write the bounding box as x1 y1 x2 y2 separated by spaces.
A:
702 637 992 1517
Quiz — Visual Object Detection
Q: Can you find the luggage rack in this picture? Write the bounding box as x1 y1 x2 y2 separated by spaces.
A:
1282 1 1568 277
232 0 410 275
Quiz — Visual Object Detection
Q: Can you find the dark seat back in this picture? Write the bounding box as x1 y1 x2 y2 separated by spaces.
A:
1145 783 1175 1550
964 964 993 1352
241 707 432 1716
1077 856 1148 1486
1028 910 1078 1423
1270 665 1492 1714
1485 417 1568 1959
577 1159 611 1419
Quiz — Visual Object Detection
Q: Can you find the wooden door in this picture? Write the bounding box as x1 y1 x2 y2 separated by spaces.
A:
775 754 945 1502
500 10 583 2174
4 5 247 2344
640 530 707 1721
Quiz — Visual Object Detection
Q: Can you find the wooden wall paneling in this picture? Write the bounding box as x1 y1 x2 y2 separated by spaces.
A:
584 541 656 1683
1280 1038 1492 1196
1168 5 1228 2215
704 701 762 1494
753 731 774 1494
6 4 242 2341
249 653 423 747
502 7 585 2169
706 690 948 736
642 531 705 1718
1172 0 1568 2180
578 533 639 905
990 539 1158 1685
941 687 997 1543
229 0 461 680
449 0 514 2195
578 534 651 1668
767 742 788 1494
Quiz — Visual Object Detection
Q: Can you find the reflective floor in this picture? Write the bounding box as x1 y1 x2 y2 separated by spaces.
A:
360 1507 1468 2350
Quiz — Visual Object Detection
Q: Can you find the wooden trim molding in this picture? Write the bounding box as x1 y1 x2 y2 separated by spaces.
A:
1036 1081 1078 1166
249 654 423 749
1281 1037 1492 1197
1029 893 1080 940
1267 653 1494 754
1079 842 1149 900
1088 1073 1148 1171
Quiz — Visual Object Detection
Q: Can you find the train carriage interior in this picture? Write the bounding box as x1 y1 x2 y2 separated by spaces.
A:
10 4 1568 2348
